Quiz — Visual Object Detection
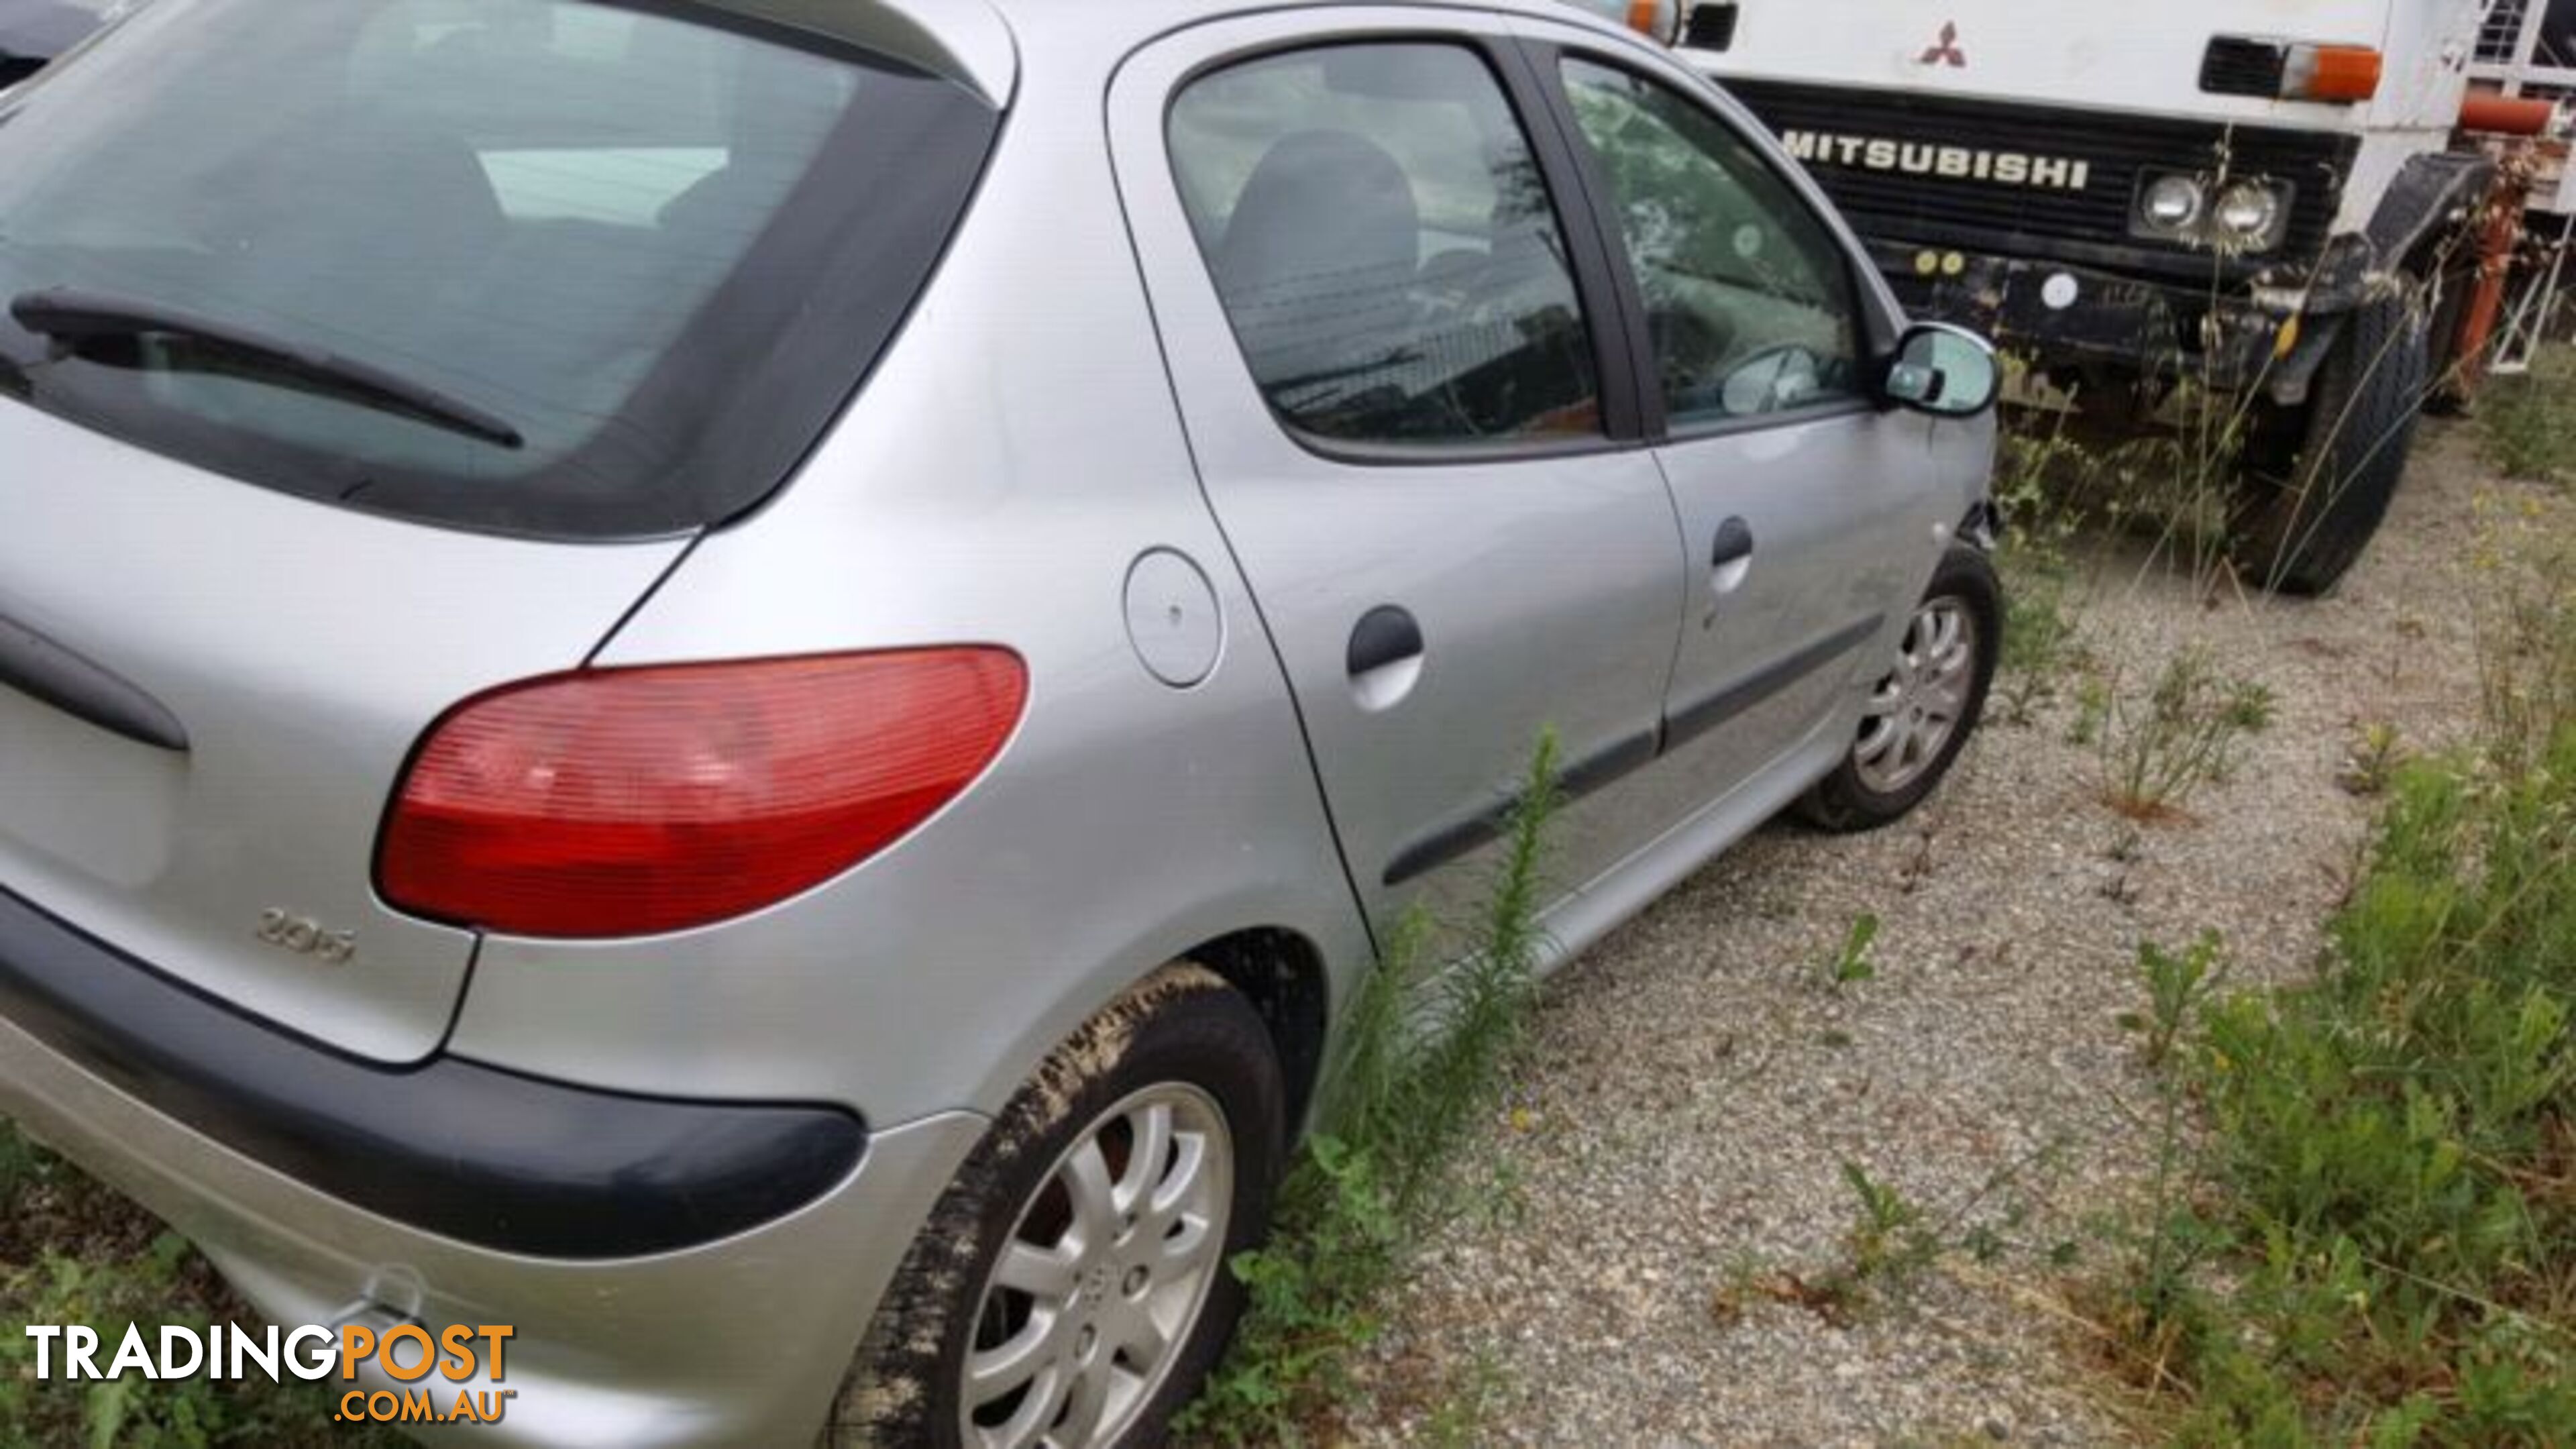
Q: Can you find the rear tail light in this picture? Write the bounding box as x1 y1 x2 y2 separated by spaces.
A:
378 649 1026 938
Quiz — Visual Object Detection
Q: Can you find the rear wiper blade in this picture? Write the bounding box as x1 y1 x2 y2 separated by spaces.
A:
7 287 523 449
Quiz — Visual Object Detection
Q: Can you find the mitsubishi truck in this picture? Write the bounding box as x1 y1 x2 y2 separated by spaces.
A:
1646 0 2572 592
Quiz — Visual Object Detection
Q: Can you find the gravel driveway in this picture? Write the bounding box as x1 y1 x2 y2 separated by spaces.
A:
1341 420 2568 1447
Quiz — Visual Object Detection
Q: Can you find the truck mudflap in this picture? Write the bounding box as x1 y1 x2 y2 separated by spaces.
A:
2367 152 2501 274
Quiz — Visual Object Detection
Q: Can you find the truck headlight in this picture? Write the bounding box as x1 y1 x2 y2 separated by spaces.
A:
2131 172 2294 253
2139 175 2205 231
2212 181 2290 248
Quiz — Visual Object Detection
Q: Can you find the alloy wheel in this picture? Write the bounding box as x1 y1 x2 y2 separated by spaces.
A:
1854 596 1978 795
959 1083 1234 1449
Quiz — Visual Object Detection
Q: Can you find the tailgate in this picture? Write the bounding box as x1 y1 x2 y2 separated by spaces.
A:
0 400 683 1063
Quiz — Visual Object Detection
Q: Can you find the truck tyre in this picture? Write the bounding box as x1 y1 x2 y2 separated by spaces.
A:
2420 268 2475 415
2235 291 2428 596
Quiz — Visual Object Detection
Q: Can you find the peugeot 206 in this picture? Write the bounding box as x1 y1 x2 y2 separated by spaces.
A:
0 1 2002 1443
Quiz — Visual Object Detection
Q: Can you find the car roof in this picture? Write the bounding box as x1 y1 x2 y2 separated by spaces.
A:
982 0 1635 48
689 0 1639 108
690 0 1018 103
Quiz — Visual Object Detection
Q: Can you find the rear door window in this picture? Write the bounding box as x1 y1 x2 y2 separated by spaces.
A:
0 0 998 537
1167 43 1604 449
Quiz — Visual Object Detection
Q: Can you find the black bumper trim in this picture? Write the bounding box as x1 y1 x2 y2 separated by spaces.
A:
0 885 867 1259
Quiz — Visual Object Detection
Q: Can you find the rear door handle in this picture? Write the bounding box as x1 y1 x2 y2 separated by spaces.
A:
1711 517 1755 568
1346 605 1424 678
1346 605 1426 713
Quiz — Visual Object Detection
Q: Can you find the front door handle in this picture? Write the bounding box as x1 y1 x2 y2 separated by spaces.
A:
1711 517 1755 568
1705 517 1756 627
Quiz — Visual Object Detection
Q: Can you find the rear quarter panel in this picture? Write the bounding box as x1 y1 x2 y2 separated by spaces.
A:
441 15 1373 1128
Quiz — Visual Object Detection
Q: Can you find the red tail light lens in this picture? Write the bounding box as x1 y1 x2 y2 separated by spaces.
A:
378 649 1027 938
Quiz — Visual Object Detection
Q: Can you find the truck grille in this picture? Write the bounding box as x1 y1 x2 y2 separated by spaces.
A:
1721 80 2356 280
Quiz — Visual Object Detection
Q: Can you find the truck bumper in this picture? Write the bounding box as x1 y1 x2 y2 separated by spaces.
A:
1870 241 2297 391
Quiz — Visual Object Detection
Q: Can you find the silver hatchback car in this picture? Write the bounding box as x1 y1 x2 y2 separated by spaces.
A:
0 0 2000 1444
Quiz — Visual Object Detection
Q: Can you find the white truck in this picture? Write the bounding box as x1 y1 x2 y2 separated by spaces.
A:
1616 0 2573 592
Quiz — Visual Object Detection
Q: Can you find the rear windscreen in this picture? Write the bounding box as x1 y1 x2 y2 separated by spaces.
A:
0 0 996 538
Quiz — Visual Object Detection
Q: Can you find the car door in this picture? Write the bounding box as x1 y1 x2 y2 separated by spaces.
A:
1527 26 1949 807
1110 15 1693 932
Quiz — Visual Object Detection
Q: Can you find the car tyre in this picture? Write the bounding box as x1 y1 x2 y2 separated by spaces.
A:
2235 290 2428 596
824 962 1283 1449
1797 544 2000 833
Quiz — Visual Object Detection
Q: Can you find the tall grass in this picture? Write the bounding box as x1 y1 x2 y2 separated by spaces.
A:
0 1126 384 1448
2093 648 2275 821
1185 733 1563 1444
2479 348 2576 488
2100 529 2576 1443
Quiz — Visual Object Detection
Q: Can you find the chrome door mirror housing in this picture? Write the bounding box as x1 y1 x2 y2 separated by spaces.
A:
1880 321 2001 418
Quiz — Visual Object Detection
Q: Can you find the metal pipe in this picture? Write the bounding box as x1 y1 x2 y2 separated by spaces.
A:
2453 152 2536 398
2460 93 2559 136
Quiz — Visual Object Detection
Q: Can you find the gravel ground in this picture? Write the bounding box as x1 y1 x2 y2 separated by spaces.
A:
1340 420 2573 1448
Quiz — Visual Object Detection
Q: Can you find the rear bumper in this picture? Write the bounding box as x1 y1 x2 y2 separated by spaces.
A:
0 884 985 1444
0 883 865 1258
1873 241 2294 389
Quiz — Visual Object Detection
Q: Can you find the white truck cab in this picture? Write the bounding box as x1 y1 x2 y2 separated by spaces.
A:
1627 0 2570 592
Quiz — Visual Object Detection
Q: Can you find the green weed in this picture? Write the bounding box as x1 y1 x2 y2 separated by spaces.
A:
2473 536 2576 773
1415 1351 1503 1449
1989 402 2099 726
1839 1161 1939 1286
1994 572 2084 727
2095 647 2274 820
2479 349 2576 487
1804 1145 2061 1325
2095 560 2576 1442
0 1213 392 1448
1819 913 1880 991
2337 719 2408 798
2068 678 2110 747
1185 733 1563 1444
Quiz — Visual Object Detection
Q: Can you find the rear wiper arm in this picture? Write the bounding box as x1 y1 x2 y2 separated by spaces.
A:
8 287 523 449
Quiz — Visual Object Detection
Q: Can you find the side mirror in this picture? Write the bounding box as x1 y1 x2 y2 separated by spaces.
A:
1880 322 2000 419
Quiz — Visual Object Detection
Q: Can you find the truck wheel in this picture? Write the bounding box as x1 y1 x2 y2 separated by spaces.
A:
825 963 1283 1449
2235 291 2428 596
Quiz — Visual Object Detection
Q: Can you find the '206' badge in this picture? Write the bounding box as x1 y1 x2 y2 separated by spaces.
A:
257 908 358 966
